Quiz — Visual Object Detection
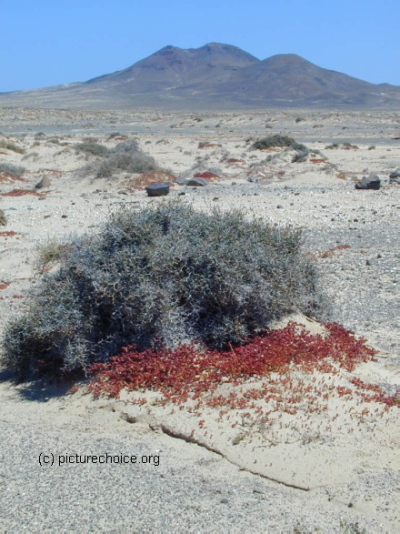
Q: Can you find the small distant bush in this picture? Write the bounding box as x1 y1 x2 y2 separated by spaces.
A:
291 142 310 163
2 202 324 379
0 163 26 177
251 135 295 150
95 140 157 178
34 238 70 275
325 143 339 149
295 117 305 123
75 142 109 157
368 145 376 150
0 140 25 154
0 209 7 226
77 139 158 179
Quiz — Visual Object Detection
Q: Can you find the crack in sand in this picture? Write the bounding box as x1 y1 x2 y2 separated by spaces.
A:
160 423 310 492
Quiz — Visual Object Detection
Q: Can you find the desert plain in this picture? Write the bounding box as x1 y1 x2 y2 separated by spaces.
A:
0 107 399 532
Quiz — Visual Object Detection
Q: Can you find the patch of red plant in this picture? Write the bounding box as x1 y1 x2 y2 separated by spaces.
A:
226 158 246 164
0 173 28 183
194 171 220 180
0 189 45 197
310 159 327 164
0 281 11 290
88 322 392 407
126 171 176 192
0 231 20 237
310 244 351 260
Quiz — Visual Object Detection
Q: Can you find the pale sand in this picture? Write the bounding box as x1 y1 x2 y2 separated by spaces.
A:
0 109 399 532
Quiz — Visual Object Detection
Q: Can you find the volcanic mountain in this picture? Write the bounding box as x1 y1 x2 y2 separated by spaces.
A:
1 43 400 109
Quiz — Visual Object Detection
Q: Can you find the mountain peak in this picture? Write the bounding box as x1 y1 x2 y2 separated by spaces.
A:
2 43 400 109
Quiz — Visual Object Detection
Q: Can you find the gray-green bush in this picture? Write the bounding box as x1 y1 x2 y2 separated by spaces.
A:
75 141 109 157
0 139 25 154
91 140 158 178
0 162 26 177
251 135 295 150
2 202 324 379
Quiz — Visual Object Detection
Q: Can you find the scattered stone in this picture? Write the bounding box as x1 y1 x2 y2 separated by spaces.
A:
145 183 170 197
187 177 208 187
0 209 7 226
34 176 51 189
355 174 381 190
175 177 188 185
248 176 260 183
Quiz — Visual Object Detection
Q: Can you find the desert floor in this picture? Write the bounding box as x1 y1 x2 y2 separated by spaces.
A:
0 108 399 533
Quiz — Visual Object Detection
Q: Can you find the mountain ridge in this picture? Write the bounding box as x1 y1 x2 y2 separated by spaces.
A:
1 42 400 109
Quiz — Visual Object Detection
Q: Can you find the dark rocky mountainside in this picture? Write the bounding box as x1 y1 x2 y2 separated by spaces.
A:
1 43 400 109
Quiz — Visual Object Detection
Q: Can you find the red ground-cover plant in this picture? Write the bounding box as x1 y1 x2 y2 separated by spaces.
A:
0 231 20 237
310 244 351 260
0 281 11 290
193 171 220 180
0 189 45 197
88 322 395 408
0 173 28 183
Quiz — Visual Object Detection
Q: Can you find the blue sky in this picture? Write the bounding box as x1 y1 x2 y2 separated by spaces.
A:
2 0 399 92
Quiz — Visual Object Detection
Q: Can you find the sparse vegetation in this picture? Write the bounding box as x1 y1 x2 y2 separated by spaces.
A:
251 136 311 163
2 202 324 379
0 139 25 154
78 139 158 179
34 238 70 275
251 135 295 150
0 163 26 178
75 141 109 157
0 209 7 226
325 143 339 149
291 142 310 163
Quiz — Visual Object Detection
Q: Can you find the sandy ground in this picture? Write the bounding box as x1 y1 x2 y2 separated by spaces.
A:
0 108 399 532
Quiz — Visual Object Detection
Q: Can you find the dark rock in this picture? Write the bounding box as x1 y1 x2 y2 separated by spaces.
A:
35 176 52 189
187 177 208 187
355 174 381 190
145 183 170 197
248 176 260 183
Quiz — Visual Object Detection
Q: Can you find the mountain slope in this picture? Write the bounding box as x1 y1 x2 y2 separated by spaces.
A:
1 43 399 109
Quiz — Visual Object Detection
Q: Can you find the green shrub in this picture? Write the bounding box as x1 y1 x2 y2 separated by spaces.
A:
95 140 157 178
75 141 109 157
325 143 339 149
251 135 295 150
2 202 324 380
0 209 7 226
291 142 310 163
0 139 25 154
34 238 70 274
0 163 26 177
